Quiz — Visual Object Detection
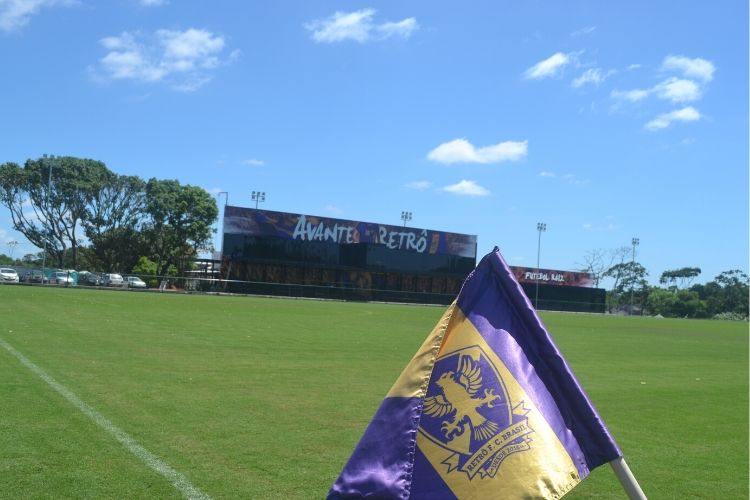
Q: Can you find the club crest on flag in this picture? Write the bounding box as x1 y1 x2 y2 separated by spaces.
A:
418 345 534 480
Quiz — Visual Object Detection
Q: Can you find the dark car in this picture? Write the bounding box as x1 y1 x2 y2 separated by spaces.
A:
79 271 103 286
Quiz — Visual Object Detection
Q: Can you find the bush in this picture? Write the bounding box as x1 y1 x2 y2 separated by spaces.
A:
713 312 748 322
132 256 159 288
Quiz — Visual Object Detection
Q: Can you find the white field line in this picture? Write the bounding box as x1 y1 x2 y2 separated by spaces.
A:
0 336 211 500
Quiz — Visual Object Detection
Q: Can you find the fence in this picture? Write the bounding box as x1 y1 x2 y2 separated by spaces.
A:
2 266 607 312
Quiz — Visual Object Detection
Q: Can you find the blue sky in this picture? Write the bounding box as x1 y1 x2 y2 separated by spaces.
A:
0 0 747 285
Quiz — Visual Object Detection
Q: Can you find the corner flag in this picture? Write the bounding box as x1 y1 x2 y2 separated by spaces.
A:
328 249 641 499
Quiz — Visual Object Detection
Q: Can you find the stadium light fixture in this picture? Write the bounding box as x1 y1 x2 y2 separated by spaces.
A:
216 192 229 261
251 190 266 210
535 222 547 309
401 211 412 227
7 240 18 260
630 237 640 315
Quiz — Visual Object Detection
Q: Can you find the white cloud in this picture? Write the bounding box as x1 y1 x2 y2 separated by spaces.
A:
524 52 574 80
306 9 417 43
95 28 234 91
0 0 74 32
160 28 224 63
662 55 715 82
612 78 701 104
538 171 556 178
645 106 701 131
611 88 651 102
207 187 223 195
140 0 167 5
654 77 701 103
441 180 490 197
242 159 264 167
427 138 528 165
377 17 418 39
572 68 614 88
626 63 642 71
405 180 432 190
571 26 596 37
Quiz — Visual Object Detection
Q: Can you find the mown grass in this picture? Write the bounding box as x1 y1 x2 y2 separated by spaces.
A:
0 285 746 499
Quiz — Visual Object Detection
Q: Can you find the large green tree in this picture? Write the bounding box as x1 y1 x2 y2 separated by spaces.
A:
84 174 146 272
143 178 218 276
0 156 108 269
659 267 702 289
603 261 649 312
714 270 749 315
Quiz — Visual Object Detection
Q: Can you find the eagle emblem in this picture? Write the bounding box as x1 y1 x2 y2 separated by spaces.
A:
419 346 534 480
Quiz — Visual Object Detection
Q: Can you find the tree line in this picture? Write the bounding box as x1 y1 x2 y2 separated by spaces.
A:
0 155 217 277
579 248 748 320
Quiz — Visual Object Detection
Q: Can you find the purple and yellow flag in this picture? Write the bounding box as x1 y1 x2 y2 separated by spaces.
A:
328 249 621 499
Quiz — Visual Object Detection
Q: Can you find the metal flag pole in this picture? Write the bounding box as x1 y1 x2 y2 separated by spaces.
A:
610 457 647 499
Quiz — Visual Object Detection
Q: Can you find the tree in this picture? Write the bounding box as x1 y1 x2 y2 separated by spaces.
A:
0 156 109 269
84 174 146 272
142 179 218 277
713 270 749 316
22 252 43 265
604 261 649 312
646 288 679 316
580 246 631 289
647 288 707 318
604 261 649 295
577 248 608 287
659 267 701 289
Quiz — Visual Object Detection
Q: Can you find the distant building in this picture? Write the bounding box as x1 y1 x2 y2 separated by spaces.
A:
220 206 476 304
219 205 605 312
509 265 605 313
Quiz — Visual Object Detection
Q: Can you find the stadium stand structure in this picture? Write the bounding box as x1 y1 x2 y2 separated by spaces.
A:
219 206 605 312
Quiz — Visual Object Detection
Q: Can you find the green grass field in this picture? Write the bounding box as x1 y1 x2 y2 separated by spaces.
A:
0 285 747 499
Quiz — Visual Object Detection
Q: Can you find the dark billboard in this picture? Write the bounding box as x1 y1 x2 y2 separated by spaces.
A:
223 206 477 259
510 266 593 288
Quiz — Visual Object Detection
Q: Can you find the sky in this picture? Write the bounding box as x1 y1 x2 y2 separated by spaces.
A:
0 0 747 286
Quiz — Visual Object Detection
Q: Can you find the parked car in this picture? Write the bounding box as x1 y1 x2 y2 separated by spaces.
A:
0 268 19 283
102 273 124 286
24 270 47 283
78 271 102 286
52 271 74 285
126 276 147 289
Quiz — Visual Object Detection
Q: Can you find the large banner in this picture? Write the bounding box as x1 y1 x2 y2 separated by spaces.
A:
510 266 593 288
224 206 477 258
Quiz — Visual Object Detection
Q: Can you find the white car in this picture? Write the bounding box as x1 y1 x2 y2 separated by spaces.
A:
126 276 147 288
52 271 74 285
0 268 19 283
102 273 124 286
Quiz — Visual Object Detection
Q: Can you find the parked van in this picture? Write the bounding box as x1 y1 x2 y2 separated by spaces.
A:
102 273 124 286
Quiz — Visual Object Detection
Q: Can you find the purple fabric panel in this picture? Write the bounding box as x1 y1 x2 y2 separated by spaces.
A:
328 397 421 499
409 446 457 500
457 251 621 475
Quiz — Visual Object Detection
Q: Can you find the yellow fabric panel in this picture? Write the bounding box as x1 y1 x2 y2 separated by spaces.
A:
416 309 581 499
385 302 458 399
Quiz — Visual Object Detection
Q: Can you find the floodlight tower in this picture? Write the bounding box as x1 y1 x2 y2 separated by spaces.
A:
217 192 228 260
7 241 18 260
535 222 547 309
251 191 266 210
400 211 412 227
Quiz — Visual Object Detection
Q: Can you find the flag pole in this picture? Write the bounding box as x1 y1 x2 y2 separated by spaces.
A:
609 457 647 499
